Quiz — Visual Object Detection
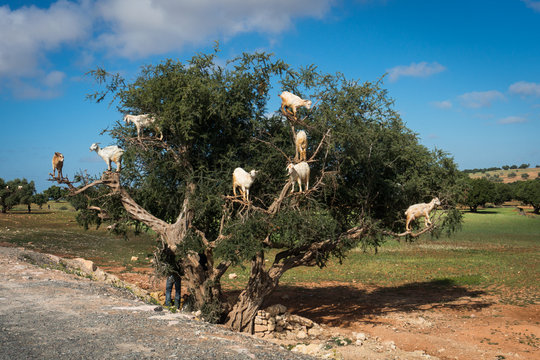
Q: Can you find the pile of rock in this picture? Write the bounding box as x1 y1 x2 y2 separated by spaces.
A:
254 304 324 340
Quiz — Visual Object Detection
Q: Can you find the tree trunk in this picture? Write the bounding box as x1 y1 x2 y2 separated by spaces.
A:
182 252 225 310
225 251 280 332
67 173 227 313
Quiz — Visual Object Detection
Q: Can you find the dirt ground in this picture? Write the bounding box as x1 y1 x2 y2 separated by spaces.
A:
111 266 539 360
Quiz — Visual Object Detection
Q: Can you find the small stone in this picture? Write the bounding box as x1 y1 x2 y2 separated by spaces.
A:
265 304 287 316
254 324 267 333
228 273 238 279
308 326 323 337
353 332 367 341
296 330 308 339
154 306 163 312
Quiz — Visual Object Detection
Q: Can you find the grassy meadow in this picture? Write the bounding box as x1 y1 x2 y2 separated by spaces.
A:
0 202 538 304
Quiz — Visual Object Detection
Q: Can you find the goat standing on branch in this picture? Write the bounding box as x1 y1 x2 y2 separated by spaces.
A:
89 143 124 172
279 91 312 118
232 167 258 202
405 197 441 232
287 161 310 193
52 152 64 179
123 114 163 140
295 130 308 162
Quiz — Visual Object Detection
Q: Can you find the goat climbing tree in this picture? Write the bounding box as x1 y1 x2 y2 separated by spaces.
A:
57 48 465 331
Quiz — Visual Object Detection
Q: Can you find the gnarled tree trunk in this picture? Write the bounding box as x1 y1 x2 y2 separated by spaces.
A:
225 251 281 332
67 172 223 310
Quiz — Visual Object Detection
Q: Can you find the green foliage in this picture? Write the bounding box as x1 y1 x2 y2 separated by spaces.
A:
32 193 48 208
493 183 513 205
0 178 36 213
463 178 496 212
81 48 464 314
68 173 127 231
44 185 68 201
514 179 540 214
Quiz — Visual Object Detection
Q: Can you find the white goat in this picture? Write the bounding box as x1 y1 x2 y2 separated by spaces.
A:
405 197 441 232
287 162 310 193
232 167 258 201
279 91 312 118
295 130 308 162
52 152 64 179
89 143 124 172
123 114 163 140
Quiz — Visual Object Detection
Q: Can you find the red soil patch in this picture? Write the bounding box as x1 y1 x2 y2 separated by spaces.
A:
112 270 539 360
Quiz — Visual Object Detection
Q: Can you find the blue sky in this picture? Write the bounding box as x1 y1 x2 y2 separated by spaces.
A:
1 0 539 193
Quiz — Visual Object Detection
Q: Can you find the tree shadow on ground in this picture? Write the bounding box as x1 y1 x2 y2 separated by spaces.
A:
259 279 490 327
466 210 499 214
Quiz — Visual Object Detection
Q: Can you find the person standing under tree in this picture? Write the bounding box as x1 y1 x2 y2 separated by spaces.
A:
157 246 183 309
165 273 181 309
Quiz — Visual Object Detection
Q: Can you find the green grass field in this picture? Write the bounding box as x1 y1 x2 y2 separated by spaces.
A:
1 203 538 304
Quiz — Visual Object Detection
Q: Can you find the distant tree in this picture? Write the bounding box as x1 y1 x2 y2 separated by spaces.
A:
521 173 530 180
508 172 517 178
0 179 36 213
33 193 48 209
463 178 495 212
515 180 540 214
502 165 510 170
510 165 518 169
519 163 530 169
493 183 513 205
44 185 68 201
0 178 8 213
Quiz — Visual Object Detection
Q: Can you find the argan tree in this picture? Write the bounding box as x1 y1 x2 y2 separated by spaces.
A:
56 49 463 332
514 179 540 214
0 178 36 213
463 177 495 212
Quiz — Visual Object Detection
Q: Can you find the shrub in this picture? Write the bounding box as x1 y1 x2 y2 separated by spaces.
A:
508 172 517 178
521 173 530 179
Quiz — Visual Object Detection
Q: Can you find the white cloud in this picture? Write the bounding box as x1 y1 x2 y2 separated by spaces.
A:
498 116 528 124
0 1 92 98
458 90 505 108
431 100 452 109
94 0 334 58
523 0 540 12
0 0 335 97
386 61 446 82
509 81 540 97
0 1 91 78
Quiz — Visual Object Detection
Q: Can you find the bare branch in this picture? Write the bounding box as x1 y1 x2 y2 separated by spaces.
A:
254 138 292 163
307 128 331 162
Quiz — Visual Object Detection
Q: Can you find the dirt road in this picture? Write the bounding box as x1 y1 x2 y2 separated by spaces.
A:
0 246 314 360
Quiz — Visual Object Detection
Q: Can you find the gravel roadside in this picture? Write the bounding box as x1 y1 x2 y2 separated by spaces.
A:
0 245 315 360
